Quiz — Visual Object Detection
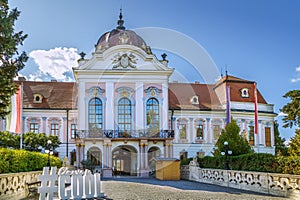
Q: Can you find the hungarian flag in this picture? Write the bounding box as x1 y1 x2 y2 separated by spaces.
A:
254 82 258 134
6 84 22 133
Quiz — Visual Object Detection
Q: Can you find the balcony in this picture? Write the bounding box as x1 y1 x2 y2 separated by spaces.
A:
75 129 175 139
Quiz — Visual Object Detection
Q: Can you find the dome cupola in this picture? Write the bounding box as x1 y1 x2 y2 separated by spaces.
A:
95 9 152 54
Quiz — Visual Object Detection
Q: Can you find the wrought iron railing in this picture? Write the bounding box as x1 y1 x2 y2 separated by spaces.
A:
75 129 174 139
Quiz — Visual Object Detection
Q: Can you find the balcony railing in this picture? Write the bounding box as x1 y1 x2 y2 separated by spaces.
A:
75 129 174 139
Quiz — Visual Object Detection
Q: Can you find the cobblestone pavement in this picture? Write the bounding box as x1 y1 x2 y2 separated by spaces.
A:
101 177 286 200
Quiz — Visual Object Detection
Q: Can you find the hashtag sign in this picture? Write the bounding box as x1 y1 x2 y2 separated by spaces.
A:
38 167 58 200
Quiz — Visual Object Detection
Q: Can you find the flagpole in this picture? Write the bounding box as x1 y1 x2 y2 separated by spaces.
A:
226 85 231 125
20 82 23 149
254 82 258 135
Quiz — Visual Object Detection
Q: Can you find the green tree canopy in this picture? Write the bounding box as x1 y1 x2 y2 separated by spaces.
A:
274 120 288 156
0 0 28 118
280 90 300 128
214 120 252 156
0 131 61 152
23 132 61 151
288 129 300 157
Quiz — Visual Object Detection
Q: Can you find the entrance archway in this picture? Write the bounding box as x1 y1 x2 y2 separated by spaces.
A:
112 145 137 176
86 147 102 170
148 146 161 173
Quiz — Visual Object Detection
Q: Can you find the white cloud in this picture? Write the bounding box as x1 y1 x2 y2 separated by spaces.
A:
277 112 287 117
28 47 80 82
291 78 300 83
291 65 300 83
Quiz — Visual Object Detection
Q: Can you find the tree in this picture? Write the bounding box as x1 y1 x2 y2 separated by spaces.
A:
0 131 19 148
281 90 300 128
0 0 28 118
288 129 300 156
214 120 252 156
22 132 61 152
274 121 288 156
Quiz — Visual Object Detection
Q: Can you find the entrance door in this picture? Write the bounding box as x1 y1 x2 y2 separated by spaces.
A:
112 145 137 176
148 147 161 175
87 147 102 171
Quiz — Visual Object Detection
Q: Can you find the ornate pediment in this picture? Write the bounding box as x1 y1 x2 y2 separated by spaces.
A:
86 86 105 98
112 53 137 69
144 86 162 98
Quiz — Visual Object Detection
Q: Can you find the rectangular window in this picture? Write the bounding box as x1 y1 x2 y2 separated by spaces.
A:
179 124 186 139
51 123 59 136
213 125 221 141
249 126 255 146
265 127 271 147
71 124 77 139
30 123 39 133
196 124 203 139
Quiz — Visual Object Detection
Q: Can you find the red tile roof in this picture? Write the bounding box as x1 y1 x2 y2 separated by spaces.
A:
215 75 267 104
168 83 222 110
21 81 77 109
18 75 268 111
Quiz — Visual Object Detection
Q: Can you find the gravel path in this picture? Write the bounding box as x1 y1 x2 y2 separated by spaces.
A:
101 177 286 200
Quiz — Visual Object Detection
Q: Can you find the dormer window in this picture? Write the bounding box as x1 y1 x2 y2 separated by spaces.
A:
240 88 249 98
191 96 199 104
33 94 43 103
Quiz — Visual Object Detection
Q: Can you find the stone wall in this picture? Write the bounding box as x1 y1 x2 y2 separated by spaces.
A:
0 171 42 199
181 162 300 199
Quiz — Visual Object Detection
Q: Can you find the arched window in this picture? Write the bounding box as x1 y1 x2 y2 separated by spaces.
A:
88 97 103 130
118 97 132 132
146 98 160 135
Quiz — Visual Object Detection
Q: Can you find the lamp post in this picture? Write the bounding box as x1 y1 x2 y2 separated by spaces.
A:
221 141 232 170
45 140 53 167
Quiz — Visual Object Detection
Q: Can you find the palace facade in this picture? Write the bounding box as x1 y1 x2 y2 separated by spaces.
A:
0 14 276 177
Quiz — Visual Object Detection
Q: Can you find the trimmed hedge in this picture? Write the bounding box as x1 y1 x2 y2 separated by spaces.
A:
0 148 62 173
197 153 300 175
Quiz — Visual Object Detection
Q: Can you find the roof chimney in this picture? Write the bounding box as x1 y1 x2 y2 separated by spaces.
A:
194 81 200 84
51 80 57 82
18 77 26 81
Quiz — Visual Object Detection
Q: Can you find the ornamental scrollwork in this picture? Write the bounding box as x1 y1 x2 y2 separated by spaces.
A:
112 53 137 69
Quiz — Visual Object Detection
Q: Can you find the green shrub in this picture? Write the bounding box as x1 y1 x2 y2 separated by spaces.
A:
180 157 192 165
198 153 282 173
276 156 300 174
0 148 62 174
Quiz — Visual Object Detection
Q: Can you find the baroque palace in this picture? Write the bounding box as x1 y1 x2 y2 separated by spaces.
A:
0 13 276 177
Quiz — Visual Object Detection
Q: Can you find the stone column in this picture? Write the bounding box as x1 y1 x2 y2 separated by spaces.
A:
189 118 193 143
135 82 144 130
102 143 107 168
255 120 262 146
164 142 168 158
108 144 112 168
206 118 211 143
169 143 173 158
144 144 148 172
162 82 168 130
102 140 113 177
260 121 265 146
139 140 148 177
78 82 85 130
42 117 47 134
270 122 275 147
63 117 67 143
105 82 114 130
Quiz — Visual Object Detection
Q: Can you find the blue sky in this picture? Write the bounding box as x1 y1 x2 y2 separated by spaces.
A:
9 0 299 140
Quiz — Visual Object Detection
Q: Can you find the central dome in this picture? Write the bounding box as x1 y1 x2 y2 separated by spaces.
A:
95 11 152 54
